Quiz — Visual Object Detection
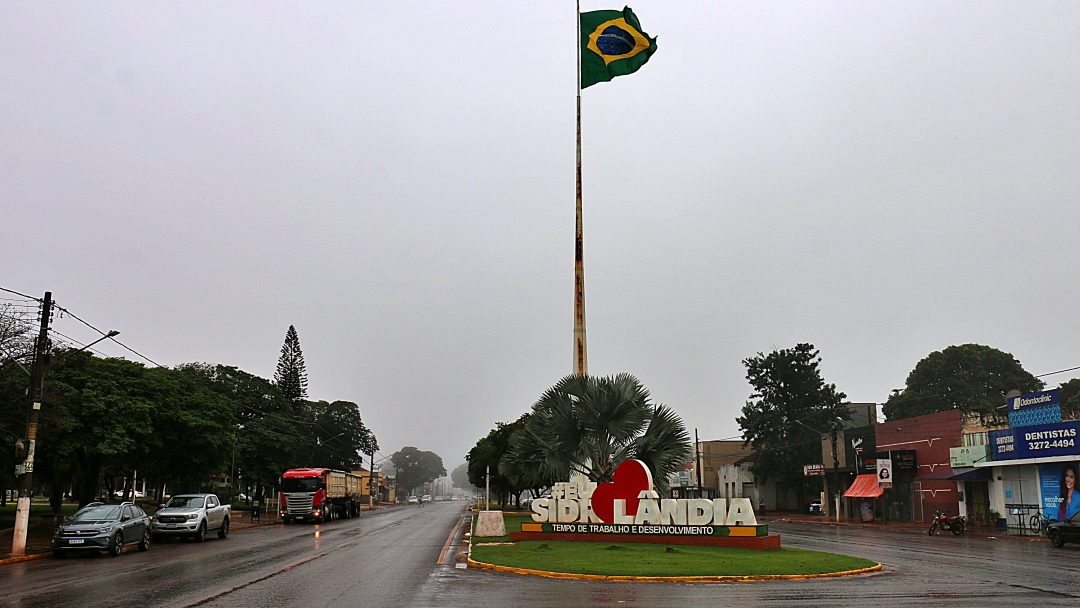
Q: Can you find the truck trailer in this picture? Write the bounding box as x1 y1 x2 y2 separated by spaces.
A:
279 468 364 523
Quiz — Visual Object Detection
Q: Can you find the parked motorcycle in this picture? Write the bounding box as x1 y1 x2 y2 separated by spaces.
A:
928 510 965 536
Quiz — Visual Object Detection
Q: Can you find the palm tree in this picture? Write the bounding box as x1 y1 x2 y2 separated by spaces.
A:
502 373 691 491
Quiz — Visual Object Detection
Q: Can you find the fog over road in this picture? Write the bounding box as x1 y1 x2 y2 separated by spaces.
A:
3 507 1079 607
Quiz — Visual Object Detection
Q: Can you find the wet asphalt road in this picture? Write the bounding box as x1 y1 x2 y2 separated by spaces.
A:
417 519 1080 608
4 506 1080 607
0 501 468 608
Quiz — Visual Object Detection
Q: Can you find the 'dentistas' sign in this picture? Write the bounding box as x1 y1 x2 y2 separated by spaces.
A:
990 421 1080 461
530 460 761 535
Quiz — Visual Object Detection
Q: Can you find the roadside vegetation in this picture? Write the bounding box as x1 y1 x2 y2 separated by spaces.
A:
466 373 691 508
470 541 877 577
0 320 380 511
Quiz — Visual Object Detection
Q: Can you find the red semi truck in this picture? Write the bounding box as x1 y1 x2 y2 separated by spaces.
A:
279 468 364 523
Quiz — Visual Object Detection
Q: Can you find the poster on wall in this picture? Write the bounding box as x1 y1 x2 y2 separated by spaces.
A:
1039 462 1080 521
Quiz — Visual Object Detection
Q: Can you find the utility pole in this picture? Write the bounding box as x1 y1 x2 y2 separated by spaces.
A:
485 465 490 512
12 291 52 556
830 423 841 523
694 428 703 496
369 452 376 511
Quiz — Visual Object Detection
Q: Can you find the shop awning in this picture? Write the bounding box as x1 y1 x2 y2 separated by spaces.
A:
843 474 884 498
947 467 993 481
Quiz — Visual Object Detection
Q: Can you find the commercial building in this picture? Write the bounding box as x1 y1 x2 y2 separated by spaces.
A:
970 389 1080 530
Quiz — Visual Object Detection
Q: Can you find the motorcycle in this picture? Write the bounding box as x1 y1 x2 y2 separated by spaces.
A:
928 510 965 536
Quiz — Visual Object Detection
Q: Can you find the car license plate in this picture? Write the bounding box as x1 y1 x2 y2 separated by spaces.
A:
166 524 177 528
295 516 303 520
68 538 84 545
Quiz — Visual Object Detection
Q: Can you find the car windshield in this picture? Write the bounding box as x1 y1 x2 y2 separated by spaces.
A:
69 505 123 522
281 478 322 492
164 496 205 508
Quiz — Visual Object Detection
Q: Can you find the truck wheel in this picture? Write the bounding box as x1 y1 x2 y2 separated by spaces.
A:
194 522 207 543
218 518 230 539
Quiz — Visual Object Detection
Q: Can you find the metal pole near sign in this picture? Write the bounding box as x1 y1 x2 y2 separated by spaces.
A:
485 465 490 512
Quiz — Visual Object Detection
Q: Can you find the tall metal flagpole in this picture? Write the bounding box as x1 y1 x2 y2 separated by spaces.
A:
574 0 588 377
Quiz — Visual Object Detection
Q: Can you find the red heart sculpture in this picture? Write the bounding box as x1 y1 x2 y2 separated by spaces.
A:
590 459 653 524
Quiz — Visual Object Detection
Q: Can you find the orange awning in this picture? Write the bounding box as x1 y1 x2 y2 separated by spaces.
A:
843 474 884 498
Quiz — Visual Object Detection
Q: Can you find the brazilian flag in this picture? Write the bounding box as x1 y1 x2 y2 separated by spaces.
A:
580 7 656 89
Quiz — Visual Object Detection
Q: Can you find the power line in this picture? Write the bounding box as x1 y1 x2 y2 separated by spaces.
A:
0 286 42 301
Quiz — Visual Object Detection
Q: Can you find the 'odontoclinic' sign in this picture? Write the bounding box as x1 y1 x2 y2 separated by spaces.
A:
530 459 759 536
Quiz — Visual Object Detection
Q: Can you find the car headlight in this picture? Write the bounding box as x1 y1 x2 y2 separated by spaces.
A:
186 514 199 520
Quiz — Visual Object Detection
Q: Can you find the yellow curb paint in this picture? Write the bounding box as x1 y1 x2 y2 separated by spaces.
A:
465 557 883 583
0 553 50 566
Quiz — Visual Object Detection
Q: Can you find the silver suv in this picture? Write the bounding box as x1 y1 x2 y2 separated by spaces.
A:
151 493 230 543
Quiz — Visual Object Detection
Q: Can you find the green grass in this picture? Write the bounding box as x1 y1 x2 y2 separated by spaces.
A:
471 541 877 577
470 513 533 543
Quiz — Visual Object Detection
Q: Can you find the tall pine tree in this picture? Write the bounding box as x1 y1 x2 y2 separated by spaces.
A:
274 325 308 404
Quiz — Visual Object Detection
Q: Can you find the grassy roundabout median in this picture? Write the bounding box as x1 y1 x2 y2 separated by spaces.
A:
470 514 879 581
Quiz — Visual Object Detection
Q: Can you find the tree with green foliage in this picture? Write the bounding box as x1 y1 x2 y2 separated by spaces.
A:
737 344 849 499
1055 378 1080 421
274 325 308 405
180 363 303 502
466 416 527 506
307 400 378 471
883 344 1043 421
450 462 470 489
391 447 445 495
505 374 690 492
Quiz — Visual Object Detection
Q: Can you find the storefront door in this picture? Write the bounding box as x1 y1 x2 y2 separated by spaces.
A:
966 481 990 524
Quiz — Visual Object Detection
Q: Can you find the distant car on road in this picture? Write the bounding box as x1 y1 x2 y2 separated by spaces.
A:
151 493 230 543
408 495 419 504
1048 511 1080 548
422 495 432 502
52 502 151 558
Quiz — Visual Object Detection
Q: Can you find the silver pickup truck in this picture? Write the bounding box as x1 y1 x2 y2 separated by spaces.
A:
151 493 230 543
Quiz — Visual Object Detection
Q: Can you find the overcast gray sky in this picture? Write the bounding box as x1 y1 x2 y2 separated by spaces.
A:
3 1 1078 471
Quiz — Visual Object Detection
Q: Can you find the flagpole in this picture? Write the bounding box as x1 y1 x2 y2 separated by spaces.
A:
574 0 588 377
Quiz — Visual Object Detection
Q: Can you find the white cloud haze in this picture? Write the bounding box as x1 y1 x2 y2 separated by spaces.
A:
2 1 1078 467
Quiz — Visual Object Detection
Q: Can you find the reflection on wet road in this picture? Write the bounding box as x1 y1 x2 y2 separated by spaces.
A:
4 509 1079 607
0 502 467 608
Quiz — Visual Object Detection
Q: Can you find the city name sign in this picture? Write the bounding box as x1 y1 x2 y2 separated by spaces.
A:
530 459 759 531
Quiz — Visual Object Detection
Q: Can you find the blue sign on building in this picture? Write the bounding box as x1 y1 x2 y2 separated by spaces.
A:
990 420 1080 461
1008 389 1061 428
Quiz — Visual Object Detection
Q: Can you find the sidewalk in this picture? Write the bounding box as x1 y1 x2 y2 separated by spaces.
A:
0 524 55 564
767 513 1049 542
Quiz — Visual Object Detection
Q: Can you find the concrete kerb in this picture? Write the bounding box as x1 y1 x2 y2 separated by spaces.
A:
464 531 882 583
465 555 883 583
0 553 50 566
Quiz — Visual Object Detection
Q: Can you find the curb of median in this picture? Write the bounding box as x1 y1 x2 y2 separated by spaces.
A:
0 553 50 566
465 555 882 583
464 537 882 583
